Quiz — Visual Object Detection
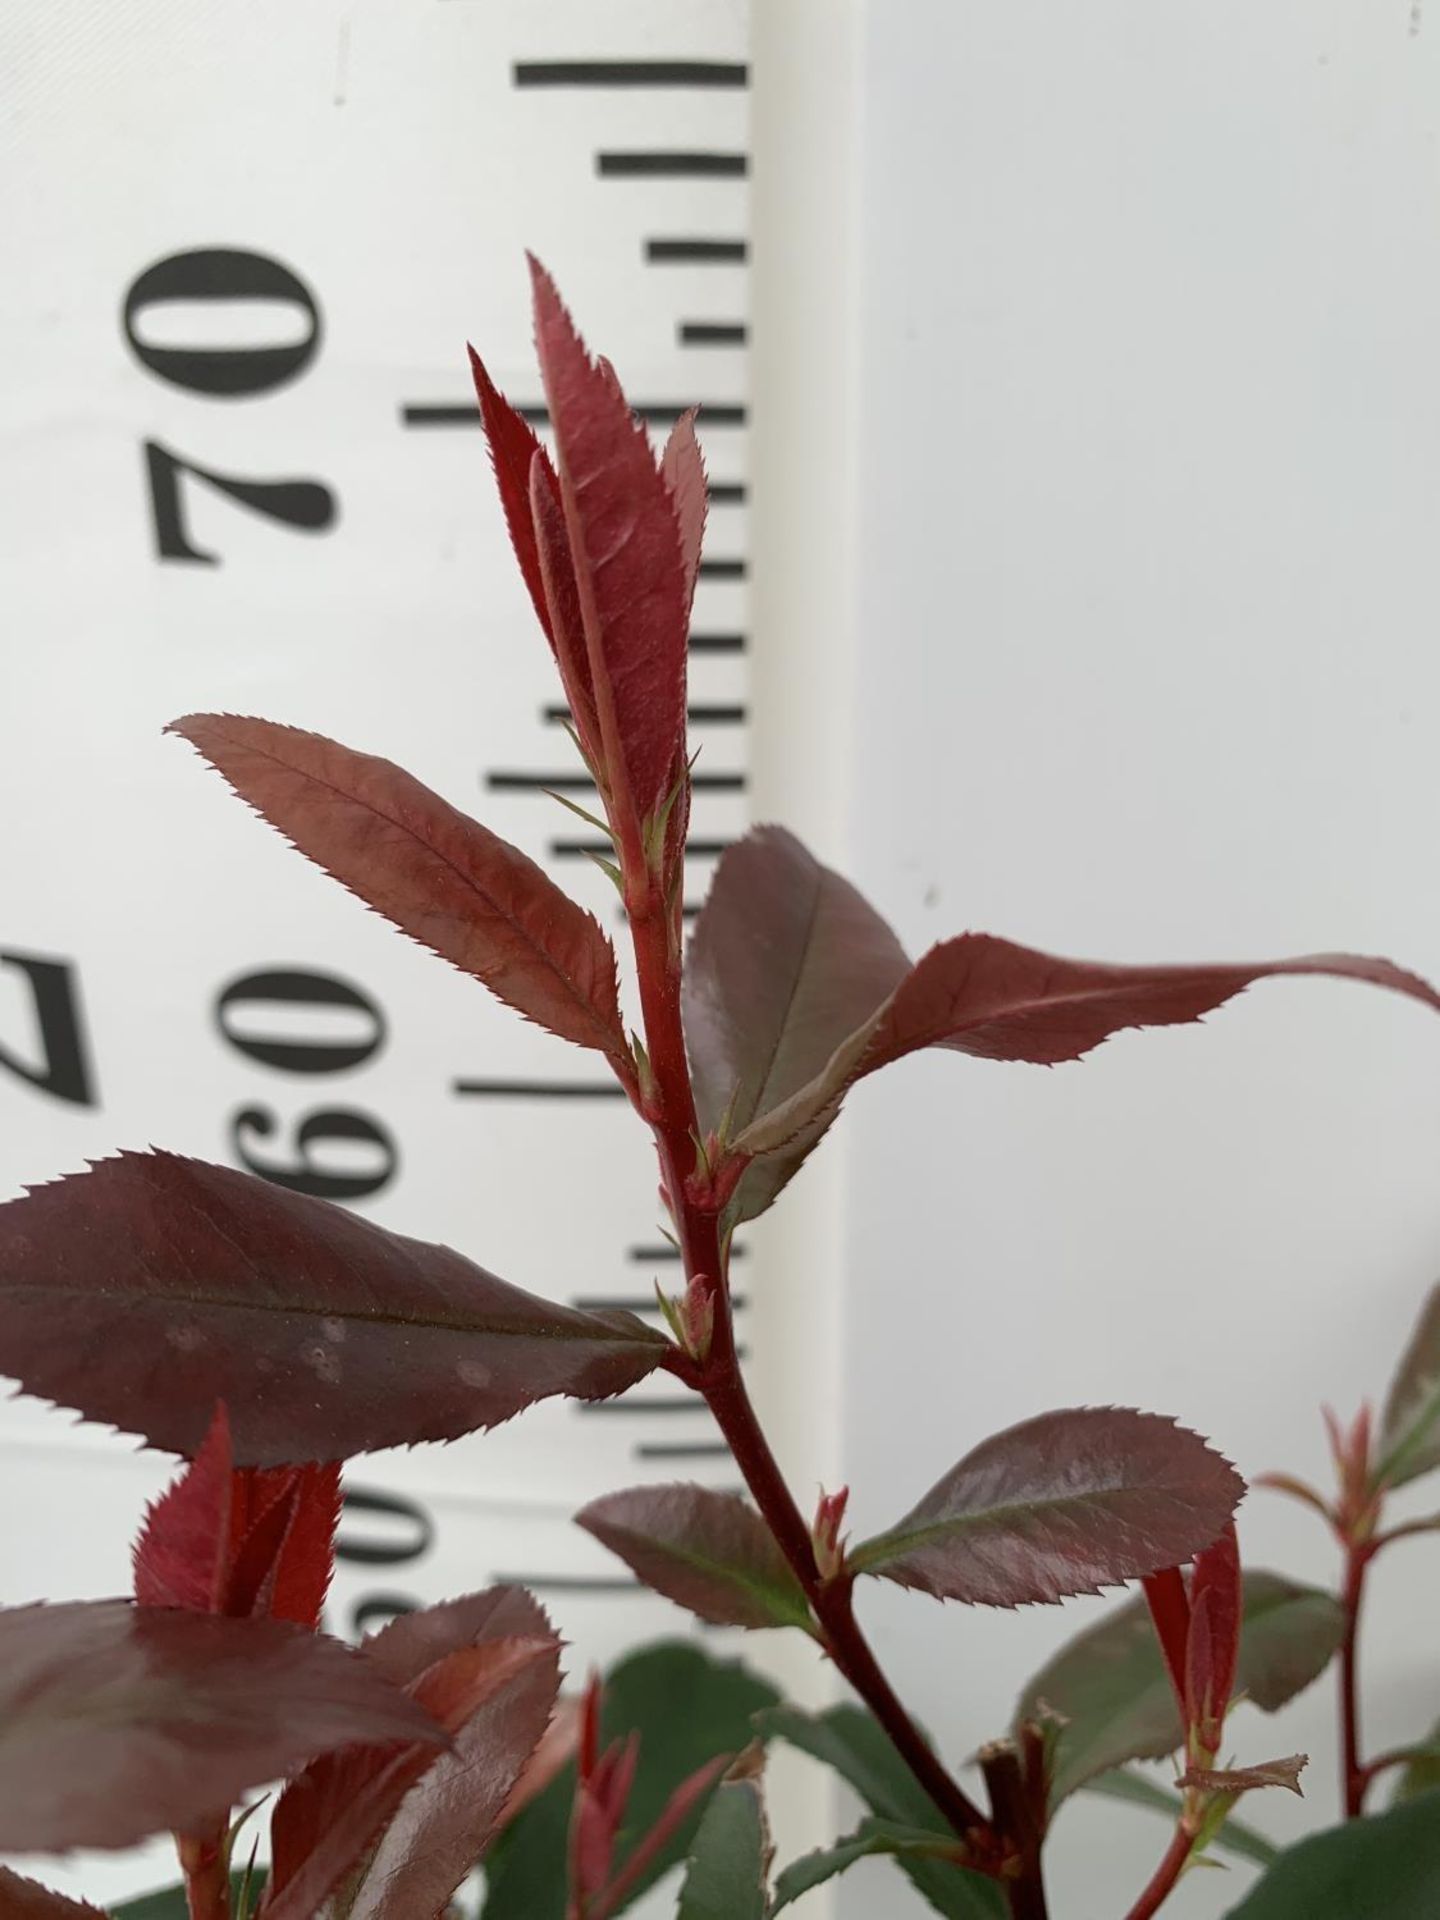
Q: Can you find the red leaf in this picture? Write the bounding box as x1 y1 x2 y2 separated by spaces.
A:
0 1869 107 1919
169 715 628 1066
0 1600 439 1852
577 1484 814 1630
530 449 601 755
849 1408 1243 1607
133 1404 234 1612
0 1150 670 1464
527 257 689 823
1140 1566 1191 1722
467 346 555 645
133 1409 341 1628
265 1591 558 1920
661 408 707 615
224 1462 342 1628
1186 1522 1242 1755
735 922 1440 1162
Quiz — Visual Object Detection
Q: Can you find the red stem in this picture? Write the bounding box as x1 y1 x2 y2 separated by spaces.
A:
177 1828 230 1920
1339 1543 1371 1818
1121 1822 1194 1920
627 887 995 1855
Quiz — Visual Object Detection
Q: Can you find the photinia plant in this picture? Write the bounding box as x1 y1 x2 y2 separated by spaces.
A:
2 258 1440 1917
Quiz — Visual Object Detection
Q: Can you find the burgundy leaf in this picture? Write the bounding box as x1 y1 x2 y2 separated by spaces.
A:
661 409 707 615
0 1870 107 1919
496 1694 584 1829
577 1484 814 1631
685 828 910 1218
265 1593 556 1920
849 1409 1243 1608
737 931 1440 1160
0 1150 669 1465
0 1600 439 1852
528 257 689 823
262 1635 552 1920
168 715 628 1066
466 346 555 644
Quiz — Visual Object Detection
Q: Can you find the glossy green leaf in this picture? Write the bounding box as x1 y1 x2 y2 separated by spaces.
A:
170 715 629 1068
1085 1768 1279 1868
676 1761 769 1920
1223 1792 1440 1917
481 1643 779 1918
684 827 909 1220
575 1483 813 1630
0 1150 668 1464
0 1600 438 1852
850 1408 1242 1607
757 1705 1005 1919
1018 1573 1345 1804
1376 1285 1440 1488
772 1820 975 1913
1390 1722 1440 1806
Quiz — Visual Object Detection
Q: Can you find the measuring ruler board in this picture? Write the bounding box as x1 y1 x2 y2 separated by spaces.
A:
0 4 756 1847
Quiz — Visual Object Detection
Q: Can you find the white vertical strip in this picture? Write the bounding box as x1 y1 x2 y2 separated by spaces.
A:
748 0 865 1894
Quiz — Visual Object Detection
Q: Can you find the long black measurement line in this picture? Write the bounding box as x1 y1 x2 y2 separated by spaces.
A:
513 60 748 88
598 151 748 177
689 631 746 654
491 1572 643 1594
550 837 733 860
681 322 748 346
543 705 746 727
629 1244 748 1266
400 399 747 430
487 770 745 793
451 1078 626 1099
637 1441 732 1461
647 239 747 264
708 482 747 504
699 558 746 580
572 1291 747 1313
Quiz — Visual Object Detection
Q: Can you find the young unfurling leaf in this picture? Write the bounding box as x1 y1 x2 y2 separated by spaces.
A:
133 1404 341 1628
0 1600 439 1852
169 715 629 1069
848 1408 1242 1608
0 1151 669 1464
576 1484 814 1631
661 409 707 617
527 257 690 832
